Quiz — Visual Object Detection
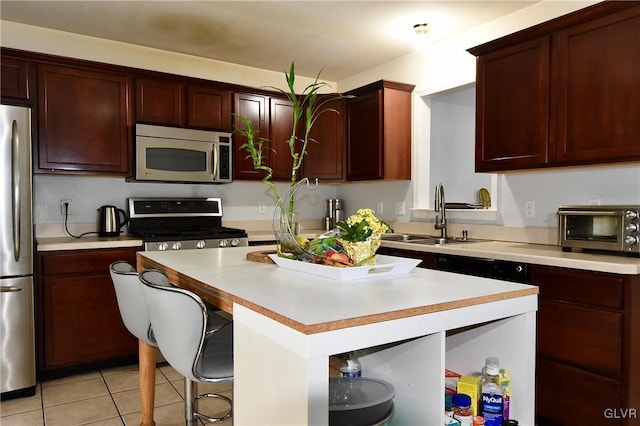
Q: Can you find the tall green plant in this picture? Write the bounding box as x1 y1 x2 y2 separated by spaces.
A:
234 62 352 219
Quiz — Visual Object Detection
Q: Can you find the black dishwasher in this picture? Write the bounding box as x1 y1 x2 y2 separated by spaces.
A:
435 254 530 284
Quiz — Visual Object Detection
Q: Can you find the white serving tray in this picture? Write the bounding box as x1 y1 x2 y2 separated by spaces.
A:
268 254 421 281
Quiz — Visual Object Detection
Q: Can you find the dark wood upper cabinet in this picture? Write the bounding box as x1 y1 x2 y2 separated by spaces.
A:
552 6 640 165
136 77 231 131
135 77 184 126
304 98 345 181
469 2 640 172
233 92 301 182
186 85 231 131
269 96 296 181
37 63 131 175
346 80 414 181
1 56 34 104
474 36 551 171
233 92 269 180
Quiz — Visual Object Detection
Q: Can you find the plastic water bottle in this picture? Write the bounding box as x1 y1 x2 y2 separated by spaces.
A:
339 351 362 378
481 357 504 426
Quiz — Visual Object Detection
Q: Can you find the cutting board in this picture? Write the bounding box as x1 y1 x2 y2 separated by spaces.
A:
246 250 276 264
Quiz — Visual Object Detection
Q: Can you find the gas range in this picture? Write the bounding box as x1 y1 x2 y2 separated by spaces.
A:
127 197 249 251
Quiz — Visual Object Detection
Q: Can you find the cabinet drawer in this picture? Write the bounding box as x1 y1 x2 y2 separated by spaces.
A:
40 248 139 276
536 357 623 425
532 265 623 309
538 300 622 376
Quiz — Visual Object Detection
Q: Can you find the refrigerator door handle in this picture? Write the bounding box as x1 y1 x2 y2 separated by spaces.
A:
11 119 21 262
0 286 22 293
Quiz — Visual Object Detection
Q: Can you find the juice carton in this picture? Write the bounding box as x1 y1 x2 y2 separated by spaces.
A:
500 368 511 419
457 375 481 416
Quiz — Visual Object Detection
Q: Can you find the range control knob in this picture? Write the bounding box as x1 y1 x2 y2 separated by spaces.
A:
219 239 228 248
158 242 169 251
625 210 639 220
625 235 638 245
230 238 240 247
196 240 206 249
626 223 639 233
172 242 182 250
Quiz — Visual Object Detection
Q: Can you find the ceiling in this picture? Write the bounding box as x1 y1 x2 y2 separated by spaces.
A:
0 1 537 81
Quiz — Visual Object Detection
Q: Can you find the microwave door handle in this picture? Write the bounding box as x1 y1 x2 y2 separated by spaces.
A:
558 210 618 216
211 145 218 179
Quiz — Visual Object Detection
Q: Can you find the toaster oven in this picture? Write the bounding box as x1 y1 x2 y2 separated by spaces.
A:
558 205 640 256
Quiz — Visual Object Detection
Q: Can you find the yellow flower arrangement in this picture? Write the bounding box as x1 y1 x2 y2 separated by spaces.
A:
336 208 392 266
336 208 391 242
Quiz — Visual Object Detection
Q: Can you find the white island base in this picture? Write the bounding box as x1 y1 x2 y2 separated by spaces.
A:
233 296 536 425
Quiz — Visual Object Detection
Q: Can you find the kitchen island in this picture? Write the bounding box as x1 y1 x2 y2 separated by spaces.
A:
137 246 538 425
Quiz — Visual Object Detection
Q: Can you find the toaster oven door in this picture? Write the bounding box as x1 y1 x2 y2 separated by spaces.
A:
560 210 622 251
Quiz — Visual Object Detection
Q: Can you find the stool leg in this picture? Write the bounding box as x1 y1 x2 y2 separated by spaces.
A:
184 378 198 426
139 340 156 426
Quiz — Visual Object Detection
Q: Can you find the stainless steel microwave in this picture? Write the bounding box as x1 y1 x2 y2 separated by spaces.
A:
558 205 640 256
135 124 232 183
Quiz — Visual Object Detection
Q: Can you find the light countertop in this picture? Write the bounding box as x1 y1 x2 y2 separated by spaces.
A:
36 230 640 275
36 235 143 251
381 239 640 275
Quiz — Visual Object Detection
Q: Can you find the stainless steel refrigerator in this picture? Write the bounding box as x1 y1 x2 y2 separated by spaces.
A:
1 104 36 399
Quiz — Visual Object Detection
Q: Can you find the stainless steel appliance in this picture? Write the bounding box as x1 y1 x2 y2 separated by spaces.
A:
325 198 343 230
436 255 530 284
558 205 640 256
98 205 128 237
1 104 36 399
135 124 233 183
127 197 248 251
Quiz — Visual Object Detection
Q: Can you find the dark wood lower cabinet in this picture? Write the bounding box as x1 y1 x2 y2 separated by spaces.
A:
532 265 640 426
37 247 141 377
536 357 623 425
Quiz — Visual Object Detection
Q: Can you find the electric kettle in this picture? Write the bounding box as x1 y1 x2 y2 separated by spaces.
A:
97 205 128 237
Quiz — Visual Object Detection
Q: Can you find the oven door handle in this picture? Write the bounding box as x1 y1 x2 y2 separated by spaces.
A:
211 144 219 180
558 210 618 216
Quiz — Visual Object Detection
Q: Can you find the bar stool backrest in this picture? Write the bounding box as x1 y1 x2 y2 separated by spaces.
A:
109 261 156 346
139 269 208 383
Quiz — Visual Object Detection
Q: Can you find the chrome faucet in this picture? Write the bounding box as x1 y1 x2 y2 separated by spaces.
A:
434 183 447 239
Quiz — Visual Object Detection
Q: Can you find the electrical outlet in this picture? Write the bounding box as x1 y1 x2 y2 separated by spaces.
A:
524 200 535 218
395 201 406 215
60 199 72 215
376 201 384 215
588 198 601 206
258 202 266 214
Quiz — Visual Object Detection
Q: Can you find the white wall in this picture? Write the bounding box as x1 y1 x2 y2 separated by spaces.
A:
34 175 338 224
5 0 638 232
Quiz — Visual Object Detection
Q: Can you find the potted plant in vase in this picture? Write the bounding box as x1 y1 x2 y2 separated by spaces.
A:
234 62 351 250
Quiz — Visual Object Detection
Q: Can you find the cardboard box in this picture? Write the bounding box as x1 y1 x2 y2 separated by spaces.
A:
457 375 481 416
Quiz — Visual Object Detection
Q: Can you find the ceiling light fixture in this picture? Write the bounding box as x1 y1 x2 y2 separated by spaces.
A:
413 23 429 35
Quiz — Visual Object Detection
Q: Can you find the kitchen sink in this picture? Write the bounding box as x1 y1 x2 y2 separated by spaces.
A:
381 234 434 242
382 234 484 245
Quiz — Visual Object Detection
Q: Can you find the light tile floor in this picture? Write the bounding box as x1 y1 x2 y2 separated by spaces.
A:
1 358 344 426
0 363 233 426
